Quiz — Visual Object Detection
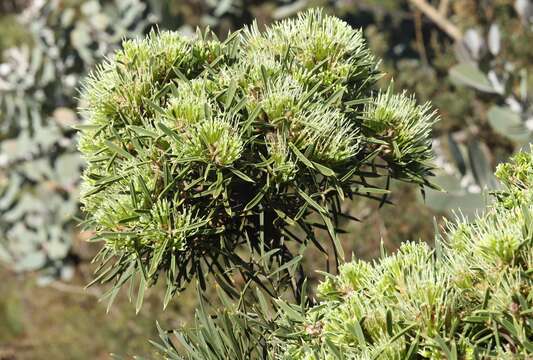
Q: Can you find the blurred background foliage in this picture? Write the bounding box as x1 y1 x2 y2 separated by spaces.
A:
0 0 531 358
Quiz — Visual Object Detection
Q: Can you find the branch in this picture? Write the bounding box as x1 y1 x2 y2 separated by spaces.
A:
438 0 450 15
409 0 462 42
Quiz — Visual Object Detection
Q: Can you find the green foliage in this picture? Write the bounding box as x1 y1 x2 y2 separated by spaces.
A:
78 9 437 308
278 149 533 360
422 0 533 214
495 146 533 209
154 294 275 359
162 148 533 359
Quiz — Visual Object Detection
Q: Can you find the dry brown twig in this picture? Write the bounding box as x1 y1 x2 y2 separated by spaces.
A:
414 9 429 65
438 0 450 15
409 0 462 42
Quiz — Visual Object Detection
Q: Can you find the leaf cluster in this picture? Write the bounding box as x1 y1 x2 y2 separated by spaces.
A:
162 148 533 359
78 9 438 308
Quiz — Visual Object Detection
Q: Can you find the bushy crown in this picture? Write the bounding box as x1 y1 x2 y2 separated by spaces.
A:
162 151 533 360
78 9 437 307
273 148 533 359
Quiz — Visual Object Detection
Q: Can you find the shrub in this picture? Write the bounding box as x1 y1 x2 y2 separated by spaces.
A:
274 148 533 359
164 148 533 359
78 9 437 308
78 7 533 360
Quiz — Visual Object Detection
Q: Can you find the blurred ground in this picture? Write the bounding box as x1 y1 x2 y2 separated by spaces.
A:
0 265 199 359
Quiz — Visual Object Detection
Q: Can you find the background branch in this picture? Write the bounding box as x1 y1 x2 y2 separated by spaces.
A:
409 0 462 42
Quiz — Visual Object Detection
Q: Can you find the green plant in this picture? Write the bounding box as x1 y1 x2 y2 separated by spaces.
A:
76 7 533 360
413 0 533 215
78 9 437 310
158 147 533 360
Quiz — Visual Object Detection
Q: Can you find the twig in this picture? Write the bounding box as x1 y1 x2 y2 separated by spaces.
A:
409 0 462 42
438 0 450 15
414 9 429 65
